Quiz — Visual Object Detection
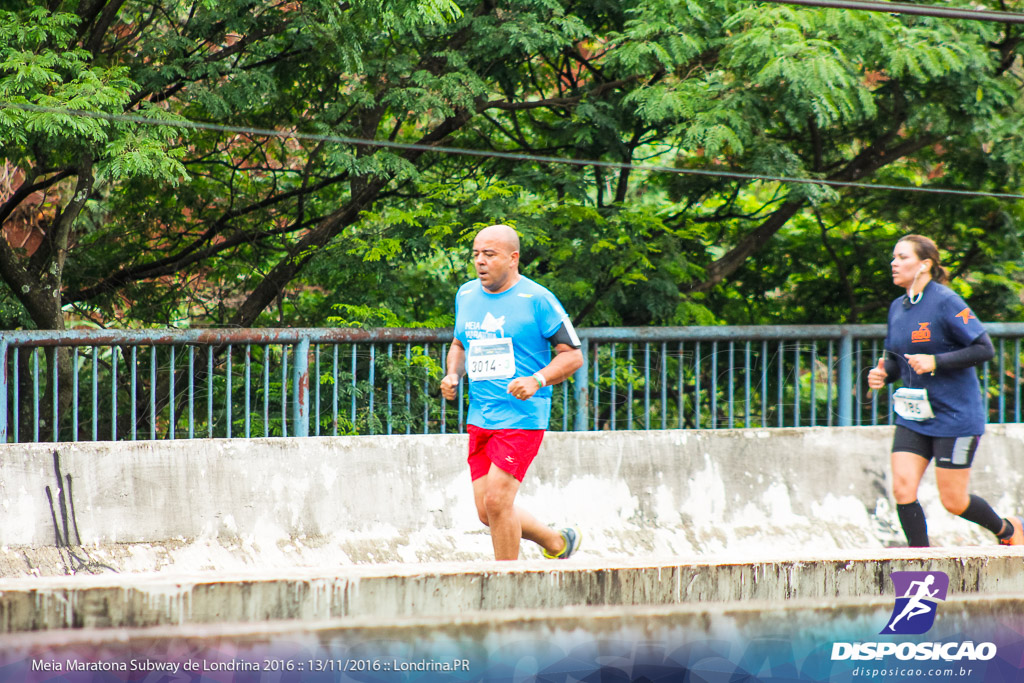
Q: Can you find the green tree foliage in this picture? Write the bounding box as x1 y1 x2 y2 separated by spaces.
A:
1 0 1022 336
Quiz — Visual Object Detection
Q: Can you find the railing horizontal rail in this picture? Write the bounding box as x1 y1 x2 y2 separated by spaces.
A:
2 324 1022 442
0 327 454 347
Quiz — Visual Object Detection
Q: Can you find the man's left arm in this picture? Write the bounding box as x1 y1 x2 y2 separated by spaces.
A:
506 344 584 401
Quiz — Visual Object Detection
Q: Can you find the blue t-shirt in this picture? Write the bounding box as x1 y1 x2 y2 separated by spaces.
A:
884 281 988 436
454 276 576 430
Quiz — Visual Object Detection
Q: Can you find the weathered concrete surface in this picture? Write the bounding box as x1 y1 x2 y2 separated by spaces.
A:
3 426 1024 577
3 593 1022 650
1 548 1022 632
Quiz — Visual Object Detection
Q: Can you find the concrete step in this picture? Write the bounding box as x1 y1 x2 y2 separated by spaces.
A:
1 547 1021 633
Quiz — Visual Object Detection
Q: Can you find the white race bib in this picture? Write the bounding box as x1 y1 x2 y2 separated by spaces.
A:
893 387 935 421
467 337 516 380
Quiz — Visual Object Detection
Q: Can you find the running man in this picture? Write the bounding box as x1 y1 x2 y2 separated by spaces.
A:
867 234 1023 547
440 224 583 561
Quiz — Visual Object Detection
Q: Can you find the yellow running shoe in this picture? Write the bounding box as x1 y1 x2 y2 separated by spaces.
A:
543 526 582 559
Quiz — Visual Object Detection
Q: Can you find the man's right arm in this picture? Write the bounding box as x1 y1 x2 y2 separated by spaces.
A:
440 339 465 400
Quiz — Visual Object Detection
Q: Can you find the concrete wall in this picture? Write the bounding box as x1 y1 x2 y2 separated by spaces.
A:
2 425 1024 576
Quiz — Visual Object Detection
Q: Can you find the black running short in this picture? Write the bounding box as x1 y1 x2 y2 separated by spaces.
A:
891 425 979 470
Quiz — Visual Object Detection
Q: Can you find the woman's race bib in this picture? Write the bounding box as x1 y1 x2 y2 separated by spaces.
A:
467 337 516 380
893 387 935 421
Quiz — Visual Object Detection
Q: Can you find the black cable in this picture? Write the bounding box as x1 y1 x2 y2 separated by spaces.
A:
4 102 1024 201
760 0 1024 23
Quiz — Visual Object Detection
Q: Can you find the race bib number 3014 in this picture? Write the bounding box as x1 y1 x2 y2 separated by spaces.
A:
467 337 516 380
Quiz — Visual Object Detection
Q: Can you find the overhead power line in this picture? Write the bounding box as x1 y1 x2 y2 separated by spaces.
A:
3 102 1024 201
759 0 1024 23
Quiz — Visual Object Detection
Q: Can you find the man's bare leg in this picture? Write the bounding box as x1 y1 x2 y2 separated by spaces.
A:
472 464 565 560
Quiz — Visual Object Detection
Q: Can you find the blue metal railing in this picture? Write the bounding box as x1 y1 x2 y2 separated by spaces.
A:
2 324 1022 442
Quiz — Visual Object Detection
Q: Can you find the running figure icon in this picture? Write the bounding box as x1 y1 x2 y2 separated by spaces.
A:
886 575 938 631
881 570 949 635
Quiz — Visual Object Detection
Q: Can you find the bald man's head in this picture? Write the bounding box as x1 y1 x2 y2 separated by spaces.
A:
475 224 520 253
472 224 521 293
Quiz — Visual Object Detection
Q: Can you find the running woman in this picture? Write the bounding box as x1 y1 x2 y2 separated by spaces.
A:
440 224 583 561
867 234 1022 547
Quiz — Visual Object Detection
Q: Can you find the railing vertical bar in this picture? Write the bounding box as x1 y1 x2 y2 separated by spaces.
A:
562 379 569 432
643 343 651 430
761 340 768 428
1016 339 1022 424
91 347 97 441
369 344 376 436
32 348 39 442
710 341 718 429
405 345 412 436
244 345 251 438
440 346 447 435
111 346 118 442
333 344 339 436
776 341 783 428
150 346 157 440
727 341 734 429
611 344 617 430
387 343 393 436
0 343 7 443
744 342 751 429
188 346 195 439
694 341 701 428
315 345 321 436
793 341 800 428
838 334 852 427
826 340 834 427
13 348 20 442
169 346 176 440
351 345 357 429
573 337 588 432
593 342 600 431
51 348 59 442
225 344 233 439
660 342 668 430
870 340 879 426
207 346 214 438
678 342 684 430
422 343 429 435
457 364 464 435
627 344 634 429
72 348 79 442
281 345 289 437
129 347 137 440
998 338 1006 424
854 340 863 426
809 341 817 427
262 345 269 438
292 338 309 437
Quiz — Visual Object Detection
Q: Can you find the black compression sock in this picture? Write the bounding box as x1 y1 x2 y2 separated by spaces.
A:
896 500 930 547
958 494 1005 536
996 518 1015 541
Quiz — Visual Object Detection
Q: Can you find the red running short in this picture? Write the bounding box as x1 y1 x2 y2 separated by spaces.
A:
467 425 545 482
